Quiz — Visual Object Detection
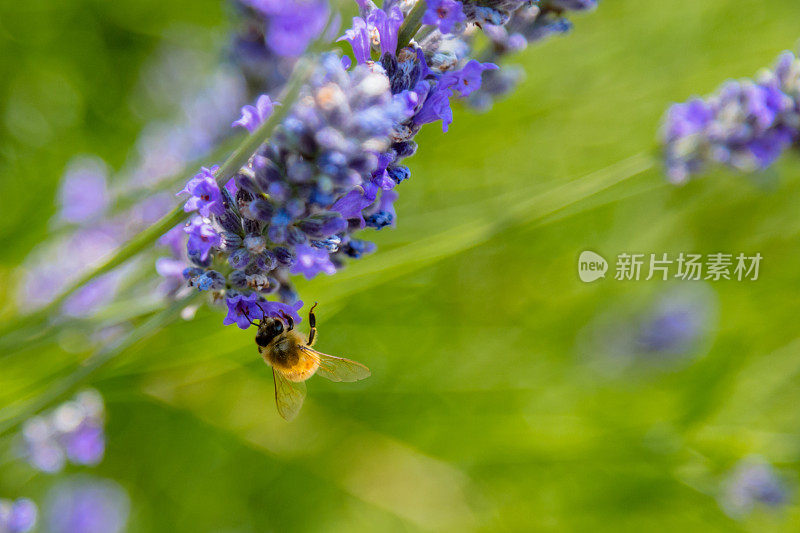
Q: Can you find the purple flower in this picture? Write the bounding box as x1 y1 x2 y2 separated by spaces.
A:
747 126 795 168
232 95 278 133
223 293 261 329
339 5 404 64
178 166 225 217
290 244 337 279
44 477 129 533
0 498 37 533
422 0 467 35
224 176 238 197
223 292 303 329
664 99 712 140
371 6 404 57
62 423 105 466
444 60 499 97
332 188 374 228
339 17 371 64
57 157 109 224
413 79 457 132
259 299 304 324
242 0 329 57
184 216 220 262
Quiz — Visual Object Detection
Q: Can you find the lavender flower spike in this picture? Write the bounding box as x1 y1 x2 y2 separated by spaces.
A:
661 50 800 183
162 0 600 331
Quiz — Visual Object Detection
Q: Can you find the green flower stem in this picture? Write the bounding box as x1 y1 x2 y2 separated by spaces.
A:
397 0 427 53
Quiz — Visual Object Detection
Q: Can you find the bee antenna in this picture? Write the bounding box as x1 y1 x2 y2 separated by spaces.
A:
242 308 259 327
253 301 268 321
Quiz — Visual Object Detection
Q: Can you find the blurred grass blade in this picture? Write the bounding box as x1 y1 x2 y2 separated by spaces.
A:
0 293 199 436
318 152 656 302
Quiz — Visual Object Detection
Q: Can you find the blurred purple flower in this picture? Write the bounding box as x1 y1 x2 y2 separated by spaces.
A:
242 0 329 57
332 188 373 228
45 477 129 533
62 272 126 319
0 498 37 533
721 459 790 518
22 390 105 474
62 423 105 467
57 157 110 224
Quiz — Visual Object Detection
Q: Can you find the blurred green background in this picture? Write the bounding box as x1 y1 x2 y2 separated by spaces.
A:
3 0 800 531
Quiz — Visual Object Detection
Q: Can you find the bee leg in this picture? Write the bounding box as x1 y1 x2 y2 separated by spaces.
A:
307 302 318 346
280 311 294 331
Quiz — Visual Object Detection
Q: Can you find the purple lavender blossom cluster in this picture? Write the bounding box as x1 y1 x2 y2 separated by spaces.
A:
0 498 37 533
161 0 600 329
16 0 598 327
172 51 418 327
662 51 800 183
21 390 106 474
171 0 585 328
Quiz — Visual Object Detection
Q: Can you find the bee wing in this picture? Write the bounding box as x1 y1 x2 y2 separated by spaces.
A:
299 346 371 383
272 369 306 421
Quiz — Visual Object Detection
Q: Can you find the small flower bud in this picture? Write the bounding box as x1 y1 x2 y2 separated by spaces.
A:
243 234 267 254
196 270 226 291
229 248 251 269
249 198 274 221
365 211 393 229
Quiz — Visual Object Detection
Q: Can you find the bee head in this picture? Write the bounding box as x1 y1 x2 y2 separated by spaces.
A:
255 317 284 347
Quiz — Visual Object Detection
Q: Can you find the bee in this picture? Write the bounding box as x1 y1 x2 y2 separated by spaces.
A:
247 302 370 421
